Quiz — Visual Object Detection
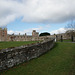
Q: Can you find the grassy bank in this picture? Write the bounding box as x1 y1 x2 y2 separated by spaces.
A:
1 42 75 75
0 41 38 50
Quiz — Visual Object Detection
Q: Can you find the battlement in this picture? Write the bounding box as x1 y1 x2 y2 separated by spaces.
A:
0 27 7 41
0 27 7 30
0 28 40 41
32 30 39 37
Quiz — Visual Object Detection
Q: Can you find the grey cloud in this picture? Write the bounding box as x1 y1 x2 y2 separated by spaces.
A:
0 0 75 26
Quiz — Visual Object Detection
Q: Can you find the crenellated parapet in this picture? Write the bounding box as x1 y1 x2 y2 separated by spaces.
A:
0 28 52 41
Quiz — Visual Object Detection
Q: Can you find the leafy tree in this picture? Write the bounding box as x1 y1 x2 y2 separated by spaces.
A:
39 32 50 36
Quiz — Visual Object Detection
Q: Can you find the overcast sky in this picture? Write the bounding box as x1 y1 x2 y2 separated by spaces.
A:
0 0 75 35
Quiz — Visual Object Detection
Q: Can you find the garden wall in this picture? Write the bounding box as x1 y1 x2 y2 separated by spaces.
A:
0 39 55 71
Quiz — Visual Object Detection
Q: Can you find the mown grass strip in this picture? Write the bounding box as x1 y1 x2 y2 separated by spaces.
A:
0 41 38 50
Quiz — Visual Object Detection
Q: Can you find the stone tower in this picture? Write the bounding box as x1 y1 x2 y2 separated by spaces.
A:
0 28 7 41
32 30 39 37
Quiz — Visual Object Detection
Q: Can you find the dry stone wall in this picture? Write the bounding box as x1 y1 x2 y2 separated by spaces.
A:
0 39 55 71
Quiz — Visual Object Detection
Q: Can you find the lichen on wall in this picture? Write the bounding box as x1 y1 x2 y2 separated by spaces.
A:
0 39 55 71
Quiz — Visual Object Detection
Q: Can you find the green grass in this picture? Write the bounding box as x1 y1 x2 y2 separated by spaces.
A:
58 39 72 42
0 41 38 50
63 39 72 42
1 42 75 75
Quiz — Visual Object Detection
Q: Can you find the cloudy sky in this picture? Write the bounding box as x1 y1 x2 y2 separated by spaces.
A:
0 0 75 35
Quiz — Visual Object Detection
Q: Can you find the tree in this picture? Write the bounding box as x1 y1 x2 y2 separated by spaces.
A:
65 20 75 42
66 20 75 30
65 20 75 36
39 32 50 36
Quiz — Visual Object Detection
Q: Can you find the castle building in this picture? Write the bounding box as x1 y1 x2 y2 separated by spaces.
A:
0 28 58 41
0 28 7 41
0 28 39 41
32 30 39 37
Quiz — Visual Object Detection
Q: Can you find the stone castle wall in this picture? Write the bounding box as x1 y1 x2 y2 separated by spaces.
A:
0 39 55 71
0 28 52 41
0 28 7 41
0 28 55 41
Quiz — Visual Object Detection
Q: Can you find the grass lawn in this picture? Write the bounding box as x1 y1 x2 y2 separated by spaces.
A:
0 41 38 50
0 42 75 75
58 39 72 42
63 39 72 42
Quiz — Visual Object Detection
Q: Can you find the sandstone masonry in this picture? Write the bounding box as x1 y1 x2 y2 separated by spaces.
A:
0 28 40 41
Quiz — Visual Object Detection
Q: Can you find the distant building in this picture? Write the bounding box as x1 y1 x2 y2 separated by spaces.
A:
32 30 39 37
0 28 57 41
0 28 7 41
0 28 40 41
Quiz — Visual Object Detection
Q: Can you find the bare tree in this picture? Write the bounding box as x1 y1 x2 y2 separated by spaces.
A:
66 20 75 29
65 20 75 42
65 20 75 36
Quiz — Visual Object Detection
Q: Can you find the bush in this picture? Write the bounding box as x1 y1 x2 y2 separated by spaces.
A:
39 32 50 36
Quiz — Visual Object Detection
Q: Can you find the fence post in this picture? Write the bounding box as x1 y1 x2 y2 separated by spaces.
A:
71 35 73 42
61 35 63 42
56 35 57 42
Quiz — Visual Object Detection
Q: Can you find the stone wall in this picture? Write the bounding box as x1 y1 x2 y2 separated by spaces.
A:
0 39 55 71
0 28 7 41
73 37 75 41
7 35 54 42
